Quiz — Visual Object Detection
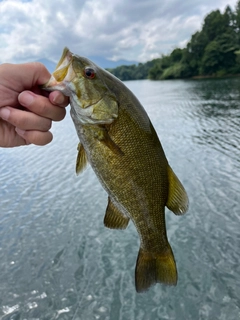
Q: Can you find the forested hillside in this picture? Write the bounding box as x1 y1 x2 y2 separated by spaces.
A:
108 1 240 80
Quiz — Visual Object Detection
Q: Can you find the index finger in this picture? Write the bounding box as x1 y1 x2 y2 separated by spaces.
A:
18 91 67 121
1 62 51 92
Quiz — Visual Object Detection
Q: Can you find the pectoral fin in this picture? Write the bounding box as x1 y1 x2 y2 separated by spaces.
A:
76 143 88 175
95 127 124 156
104 197 130 229
166 165 189 215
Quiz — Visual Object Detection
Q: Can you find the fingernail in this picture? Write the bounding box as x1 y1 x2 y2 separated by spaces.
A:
52 92 65 105
15 127 26 136
19 91 35 106
0 107 10 120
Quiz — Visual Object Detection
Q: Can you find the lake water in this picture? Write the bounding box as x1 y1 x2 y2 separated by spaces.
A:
0 78 240 320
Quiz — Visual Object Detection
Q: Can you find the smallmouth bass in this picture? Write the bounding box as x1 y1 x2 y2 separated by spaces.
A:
43 48 189 292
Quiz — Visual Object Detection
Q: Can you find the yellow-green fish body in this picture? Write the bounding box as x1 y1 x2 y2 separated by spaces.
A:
44 48 189 292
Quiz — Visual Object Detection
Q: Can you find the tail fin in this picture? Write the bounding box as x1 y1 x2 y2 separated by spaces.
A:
135 245 177 293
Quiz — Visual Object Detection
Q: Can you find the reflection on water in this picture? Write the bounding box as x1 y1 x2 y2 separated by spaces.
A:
0 78 240 319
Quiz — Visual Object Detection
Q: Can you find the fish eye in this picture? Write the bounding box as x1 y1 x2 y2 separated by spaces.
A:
84 67 96 79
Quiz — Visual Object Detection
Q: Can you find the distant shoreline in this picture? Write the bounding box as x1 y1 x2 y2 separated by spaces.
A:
192 74 240 80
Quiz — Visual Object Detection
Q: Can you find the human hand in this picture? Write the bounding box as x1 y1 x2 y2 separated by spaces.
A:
0 62 69 147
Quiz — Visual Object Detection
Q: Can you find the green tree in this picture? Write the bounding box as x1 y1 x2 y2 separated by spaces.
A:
109 1 240 80
148 59 163 80
217 32 239 70
223 5 235 28
183 31 208 75
200 41 222 74
234 1 240 44
202 10 228 42
170 48 183 62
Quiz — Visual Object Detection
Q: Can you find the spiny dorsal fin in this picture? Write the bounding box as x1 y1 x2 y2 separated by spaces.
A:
166 165 189 215
76 143 88 175
104 197 130 229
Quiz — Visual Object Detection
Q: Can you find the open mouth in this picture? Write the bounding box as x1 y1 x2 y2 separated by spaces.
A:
42 47 74 93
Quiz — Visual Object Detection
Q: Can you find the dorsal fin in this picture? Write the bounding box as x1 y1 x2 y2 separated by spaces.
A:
104 197 130 229
166 165 189 215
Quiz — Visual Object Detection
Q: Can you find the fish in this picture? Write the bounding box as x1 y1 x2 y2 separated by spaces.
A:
43 47 189 293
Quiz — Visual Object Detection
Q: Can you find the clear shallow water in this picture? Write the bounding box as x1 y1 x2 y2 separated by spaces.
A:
0 78 240 320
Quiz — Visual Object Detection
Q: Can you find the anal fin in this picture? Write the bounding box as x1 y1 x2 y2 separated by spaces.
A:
166 165 189 215
104 197 130 229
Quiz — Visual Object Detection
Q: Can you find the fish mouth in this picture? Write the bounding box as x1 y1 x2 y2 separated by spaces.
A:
42 47 75 94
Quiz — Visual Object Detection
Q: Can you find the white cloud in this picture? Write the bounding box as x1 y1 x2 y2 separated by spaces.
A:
0 0 238 64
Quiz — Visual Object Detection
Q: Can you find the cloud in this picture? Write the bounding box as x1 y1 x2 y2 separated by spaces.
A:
0 0 238 64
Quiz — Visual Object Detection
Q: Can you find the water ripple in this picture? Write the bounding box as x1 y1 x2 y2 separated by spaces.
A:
0 80 240 319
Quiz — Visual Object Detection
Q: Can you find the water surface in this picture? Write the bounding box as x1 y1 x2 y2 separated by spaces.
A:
0 78 240 319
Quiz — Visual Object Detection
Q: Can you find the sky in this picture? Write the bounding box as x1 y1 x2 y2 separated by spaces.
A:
0 0 238 65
